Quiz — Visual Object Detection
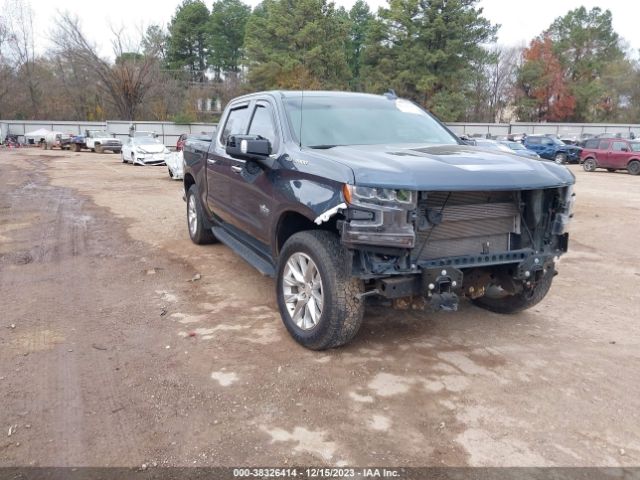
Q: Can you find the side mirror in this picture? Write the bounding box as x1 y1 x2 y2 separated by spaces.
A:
226 134 272 163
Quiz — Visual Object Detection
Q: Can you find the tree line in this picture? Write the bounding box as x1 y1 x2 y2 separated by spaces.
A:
1 0 639 123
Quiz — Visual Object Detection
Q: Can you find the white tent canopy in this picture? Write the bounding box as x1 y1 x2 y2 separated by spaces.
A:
24 128 50 139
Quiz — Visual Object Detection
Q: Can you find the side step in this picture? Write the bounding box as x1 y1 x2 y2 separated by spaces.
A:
212 226 276 277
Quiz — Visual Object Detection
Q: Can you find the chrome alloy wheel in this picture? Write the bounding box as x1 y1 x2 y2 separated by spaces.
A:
282 252 324 330
187 194 198 237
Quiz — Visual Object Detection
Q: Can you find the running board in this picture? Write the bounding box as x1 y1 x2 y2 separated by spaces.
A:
212 226 275 277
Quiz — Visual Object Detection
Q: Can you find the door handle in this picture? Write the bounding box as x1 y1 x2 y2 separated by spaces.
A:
231 166 243 173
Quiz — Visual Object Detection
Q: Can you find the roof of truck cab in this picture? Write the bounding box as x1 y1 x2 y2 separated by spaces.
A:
230 90 389 102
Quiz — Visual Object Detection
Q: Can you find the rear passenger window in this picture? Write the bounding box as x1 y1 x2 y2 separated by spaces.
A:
598 140 610 150
220 105 250 146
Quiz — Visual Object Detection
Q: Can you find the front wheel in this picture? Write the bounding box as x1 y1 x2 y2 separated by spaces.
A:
472 269 554 314
276 231 364 350
583 158 597 172
628 160 640 176
554 153 567 164
186 185 217 245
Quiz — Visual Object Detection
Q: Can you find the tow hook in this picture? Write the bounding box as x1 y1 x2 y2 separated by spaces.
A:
422 268 463 312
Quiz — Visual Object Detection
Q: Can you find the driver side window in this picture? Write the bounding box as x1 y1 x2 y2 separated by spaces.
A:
220 105 250 146
248 103 278 151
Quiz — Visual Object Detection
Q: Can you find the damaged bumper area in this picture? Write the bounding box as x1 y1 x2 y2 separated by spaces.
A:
339 186 574 310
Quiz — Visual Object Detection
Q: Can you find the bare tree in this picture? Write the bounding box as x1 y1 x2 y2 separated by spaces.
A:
4 0 39 117
486 45 522 123
51 13 161 120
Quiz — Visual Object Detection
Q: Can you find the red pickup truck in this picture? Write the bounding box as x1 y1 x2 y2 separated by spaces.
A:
581 138 640 175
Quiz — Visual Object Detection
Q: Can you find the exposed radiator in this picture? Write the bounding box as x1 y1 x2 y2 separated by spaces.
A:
415 191 520 261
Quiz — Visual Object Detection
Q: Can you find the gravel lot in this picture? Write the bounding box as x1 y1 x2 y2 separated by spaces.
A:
1 148 639 468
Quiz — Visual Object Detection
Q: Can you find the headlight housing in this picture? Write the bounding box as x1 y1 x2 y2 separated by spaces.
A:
344 185 415 206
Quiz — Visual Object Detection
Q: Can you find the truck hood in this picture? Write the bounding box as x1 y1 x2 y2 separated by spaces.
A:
313 144 575 190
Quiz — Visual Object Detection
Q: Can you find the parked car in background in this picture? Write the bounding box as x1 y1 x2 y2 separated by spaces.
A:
580 138 640 175
524 135 581 164
70 130 122 153
166 151 185 180
176 133 187 151
42 131 72 150
498 141 541 159
473 138 514 153
121 136 170 166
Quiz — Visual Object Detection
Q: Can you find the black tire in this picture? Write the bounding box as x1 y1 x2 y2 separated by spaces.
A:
95 145 104 153
472 269 554 314
554 152 567 164
186 185 217 245
583 158 597 172
276 231 365 350
628 160 640 176
72 143 81 152
168 168 174 178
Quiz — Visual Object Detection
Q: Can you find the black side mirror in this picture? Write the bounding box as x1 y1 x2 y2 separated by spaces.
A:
226 134 272 162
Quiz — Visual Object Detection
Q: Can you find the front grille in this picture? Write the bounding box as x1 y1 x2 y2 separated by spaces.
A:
415 191 520 261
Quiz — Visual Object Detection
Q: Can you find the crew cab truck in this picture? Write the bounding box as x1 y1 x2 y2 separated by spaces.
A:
523 135 581 164
183 91 575 350
70 129 122 153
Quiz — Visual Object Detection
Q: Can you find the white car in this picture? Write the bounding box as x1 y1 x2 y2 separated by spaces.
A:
121 136 170 165
165 151 184 180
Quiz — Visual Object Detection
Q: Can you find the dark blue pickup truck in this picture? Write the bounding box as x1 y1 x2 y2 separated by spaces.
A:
523 135 582 164
183 91 575 350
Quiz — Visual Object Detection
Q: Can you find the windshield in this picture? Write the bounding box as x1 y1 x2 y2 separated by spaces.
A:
283 95 458 147
505 142 525 150
475 140 512 153
135 138 162 146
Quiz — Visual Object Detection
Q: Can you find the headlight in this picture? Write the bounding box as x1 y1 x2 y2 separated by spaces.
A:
344 185 415 206
551 185 575 234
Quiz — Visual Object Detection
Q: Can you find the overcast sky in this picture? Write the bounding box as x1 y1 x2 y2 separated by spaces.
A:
28 0 640 57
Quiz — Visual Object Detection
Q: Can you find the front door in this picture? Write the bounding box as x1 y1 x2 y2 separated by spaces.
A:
206 102 251 227
227 100 281 246
609 140 630 169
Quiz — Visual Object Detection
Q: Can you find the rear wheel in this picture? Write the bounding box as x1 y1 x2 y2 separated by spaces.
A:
554 153 567 164
95 145 104 153
583 158 597 172
277 231 364 350
628 160 640 176
472 269 554 314
186 185 217 245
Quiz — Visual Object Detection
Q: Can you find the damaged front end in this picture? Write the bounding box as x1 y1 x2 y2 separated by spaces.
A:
337 184 575 311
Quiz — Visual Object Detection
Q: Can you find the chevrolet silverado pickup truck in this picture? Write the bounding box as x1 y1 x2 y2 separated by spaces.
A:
183 91 575 350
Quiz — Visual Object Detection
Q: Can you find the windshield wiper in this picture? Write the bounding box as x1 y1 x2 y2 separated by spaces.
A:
307 144 341 149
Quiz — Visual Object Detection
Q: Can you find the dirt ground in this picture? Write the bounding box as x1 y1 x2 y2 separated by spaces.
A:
0 147 639 468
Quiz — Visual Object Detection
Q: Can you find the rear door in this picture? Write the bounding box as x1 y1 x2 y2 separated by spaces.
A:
597 140 611 166
206 102 252 226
